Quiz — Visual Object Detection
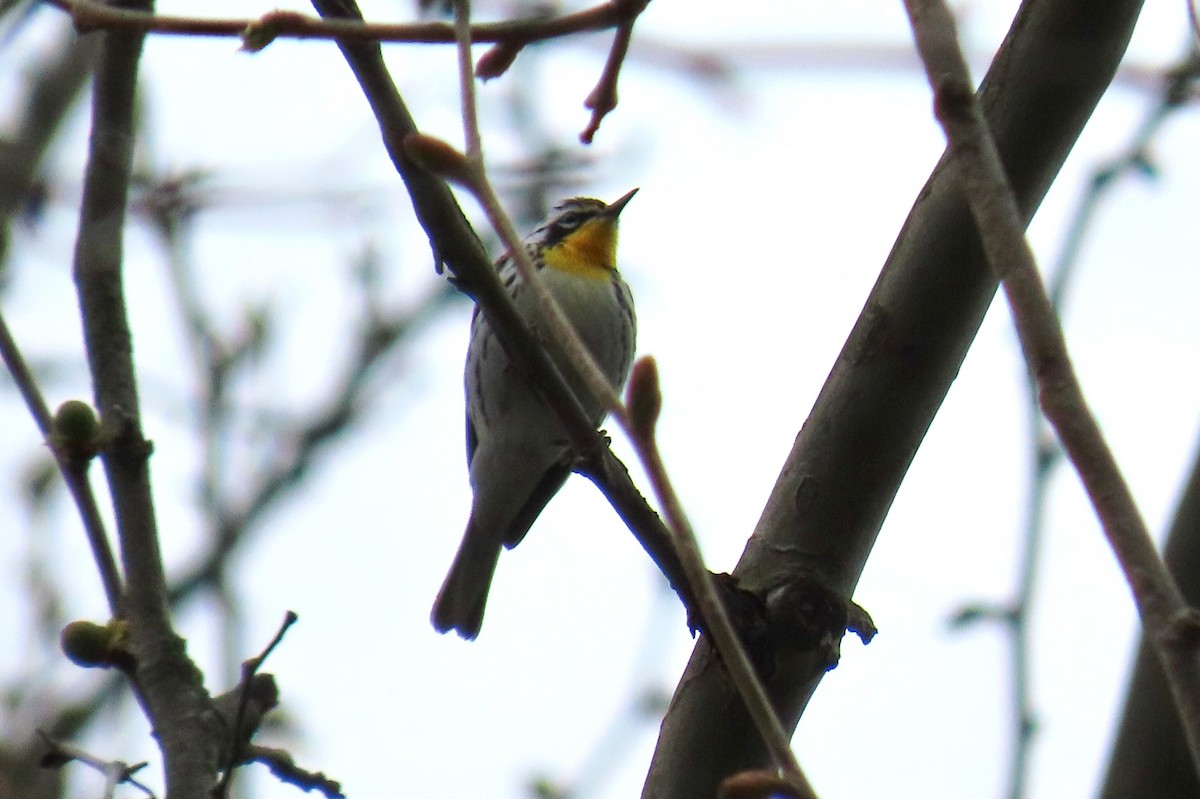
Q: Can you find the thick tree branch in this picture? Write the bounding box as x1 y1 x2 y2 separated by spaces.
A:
643 0 1144 795
72 5 219 795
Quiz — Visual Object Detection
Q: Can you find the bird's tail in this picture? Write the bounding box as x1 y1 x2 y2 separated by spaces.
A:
430 522 501 640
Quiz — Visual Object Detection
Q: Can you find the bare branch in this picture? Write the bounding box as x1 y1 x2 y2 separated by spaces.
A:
903 0 1200 778
72 0 221 791
215 612 297 798
37 731 156 799
43 0 629 48
580 0 647 143
644 0 1145 794
442 6 832 777
624 357 812 786
0 314 123 613
246 745 344 799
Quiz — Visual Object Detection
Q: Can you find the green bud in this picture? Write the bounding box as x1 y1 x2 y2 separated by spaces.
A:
60 620 125 669
53 400 97 443
51 400 100 461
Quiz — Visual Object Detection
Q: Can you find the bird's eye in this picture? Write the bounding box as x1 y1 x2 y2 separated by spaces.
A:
555 211 585 231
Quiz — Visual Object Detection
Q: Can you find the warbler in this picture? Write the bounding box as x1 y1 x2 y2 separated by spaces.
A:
431 189 639 640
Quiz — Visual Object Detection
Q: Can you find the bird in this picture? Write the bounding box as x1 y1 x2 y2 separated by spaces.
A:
431 189 639 639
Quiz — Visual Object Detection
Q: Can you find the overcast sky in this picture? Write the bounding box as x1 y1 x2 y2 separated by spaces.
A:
2 1 1199 798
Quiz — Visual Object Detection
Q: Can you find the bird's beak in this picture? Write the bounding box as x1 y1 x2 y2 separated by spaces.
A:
604 188 639 218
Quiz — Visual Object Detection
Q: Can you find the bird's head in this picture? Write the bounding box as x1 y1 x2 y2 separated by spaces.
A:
533 189 638 277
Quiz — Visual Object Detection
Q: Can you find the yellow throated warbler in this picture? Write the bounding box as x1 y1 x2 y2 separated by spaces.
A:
432 189 639 639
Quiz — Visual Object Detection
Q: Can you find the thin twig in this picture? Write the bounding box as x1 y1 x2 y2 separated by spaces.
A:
450 0 628 425
246 745 344 799
216 611 297 799
0 312 56 437
996 46 1199 799
44 0 628 47
451 1 811 777
37 731 156 799
1049 49 1199 309
450 0 804 778
580 0 646 143
626 359 812 785
0 310 123 615
903 0 1200 778
1001 408 1052 799
452 0 484 165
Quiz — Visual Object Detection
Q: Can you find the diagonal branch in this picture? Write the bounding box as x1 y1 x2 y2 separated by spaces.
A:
643 0 1146 795
452 0 807 779
978 45 1200 799
904 0 1200 775
0 311 122 613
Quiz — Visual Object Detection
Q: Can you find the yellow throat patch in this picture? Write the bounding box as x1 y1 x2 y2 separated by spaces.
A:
542 217 619 279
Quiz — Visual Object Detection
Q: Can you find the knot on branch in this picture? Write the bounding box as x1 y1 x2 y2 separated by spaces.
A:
211 673 281 765
688 572 772 672
765 575 876 672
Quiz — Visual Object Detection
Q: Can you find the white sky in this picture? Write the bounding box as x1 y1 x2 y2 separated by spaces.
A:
2 1 1200 798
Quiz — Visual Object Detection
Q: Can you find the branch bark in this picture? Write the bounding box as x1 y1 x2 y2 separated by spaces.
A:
72 8 218 797
643 0 1144 795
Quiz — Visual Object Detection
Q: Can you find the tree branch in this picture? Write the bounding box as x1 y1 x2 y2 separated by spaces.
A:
0 312 123 613
45 0 630 48
905 0 1200 774
643 0 1145 795
580 0 646 143
71 3 219 794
